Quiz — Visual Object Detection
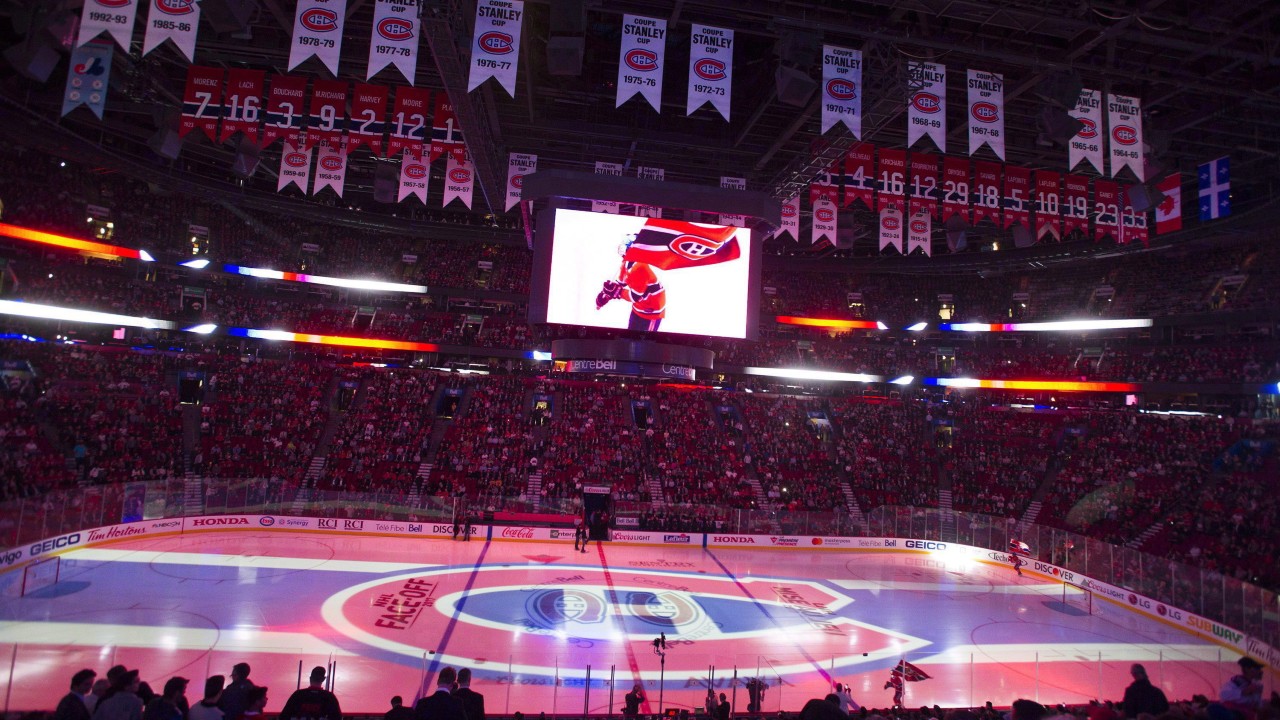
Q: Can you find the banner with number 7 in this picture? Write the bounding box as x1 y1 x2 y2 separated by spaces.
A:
180 66 224 143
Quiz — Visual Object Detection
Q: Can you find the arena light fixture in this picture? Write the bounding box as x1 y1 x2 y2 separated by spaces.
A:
0 299 174 329
890 375 914 385
184 323 218 334
223 264 428 293
924 377 1139 392
225 327 441 352
742 366 883 383
905 322 928 332
181 258 211 269
939 319 1153 332
0 222 154 262
529 350 553 361
775 316 886 330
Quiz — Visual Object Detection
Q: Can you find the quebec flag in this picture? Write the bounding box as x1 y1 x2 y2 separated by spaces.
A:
1198 156 1230 221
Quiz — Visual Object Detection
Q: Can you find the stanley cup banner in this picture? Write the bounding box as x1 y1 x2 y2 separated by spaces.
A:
305 78 348 150
220 69 264 144
63 41 114 119
812 199 837 246
1002 165 1031 230
1063 173 1090 237
288 0 347 76
907 207 932 256
907 62 946 151
278 140 313 192
347 83 388 156
876 148 907 212
779 196 800 240
967 69 1005 159
592 162 623 214
616 14 666 112
78 0 139 50
261 75 307 149
843 144 875 209
821 45 863 137
311 137 348 197
1034 171 1062 241
506 152 536 211
1069 88 1104 175
879 205 904 253
941 156 970 223
467 0 523 97
1093 179 1120 242
179 65 223 142
719 176 745 226
687 25 733 120
368 0 420 84
387 85 430 158
908 153 939 218
443 154 475 209
143 0 201 61
1107 93 1145 180
971 161 1003 226
398 149 429 203
636 166 665 218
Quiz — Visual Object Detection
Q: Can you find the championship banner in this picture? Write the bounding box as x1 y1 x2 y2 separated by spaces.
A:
879 206 904 253
941 156 970 223
1069 88 1104 175
718 176 745 226
220 69 264 144
1034 171 1062 241
62 42 113 120
1120 195 1149 246
971 161 1003 226
1063 174 1090 237
636 166 665 218
506 152 536 211
278 141 312 193
877 148 907 212
1093 179 1120 242
967 69 1005 159
467 0 523 97
907 62 946 151
1155 173 1182 235
687 24 733 121
429 93 466 164
368 0 420 84
311 137 348 197
779 196 800 240
142 0 200 61
907 207 932 256
592 162 623 214
397 149 428 203
262 75 307 149
443 155 475 208
387 85 430 158
78 0 139 50
179 65 223 142
616 14 666 112
306 79 347 150
908 153 938 218
288 0 347 76
1002 165 1031 230
1107 93 1144 180
347 84 388 156
843 144 875 209
821 45 863 137
812 199 837 246
809 163 839 205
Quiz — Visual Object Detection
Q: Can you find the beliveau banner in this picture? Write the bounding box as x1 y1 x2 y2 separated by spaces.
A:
843 144 875 210
821 45 863 137
907 207 932 256
908 153 938 218
62 41 113 120
616 14 666 112
967 69 1005 159
687 24 733 121
941 157 970 223
1069 88 1104 175
1063 174 1090 237
78 0 139 50
368 0 420 84
467 0 523 97
429 93 466 164
443 155 475 208
262 75 307 149
907 62 946 151
312 137 347 197
397 149 428 203
879 206 904 253
1155 173 1182 235
1107 93 1144 180
347 84 388 156
288 0 347 76
719 176 745 226
506 152 536 212
306 79 347 150
592 162 623 214
142 0 200 61
220 69 264 144
1002 165 1031 230
812 199 837 246
1093 179 1120 242
877 148 907 212
179 65 223 142
278 141 312 192
779 196 800 240
387 85 430 158
971 161 1003 226
1034 171 1062 241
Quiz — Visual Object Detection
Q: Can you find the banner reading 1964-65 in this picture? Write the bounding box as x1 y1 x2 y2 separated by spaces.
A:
467 0 523 97
1107 93 1144 180
616 14 666 112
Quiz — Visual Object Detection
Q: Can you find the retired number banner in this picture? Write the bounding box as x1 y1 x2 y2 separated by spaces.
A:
1107 93 1144 180
348 84 388 156
843 144 875 210
877 148 907 212
1121 196 1149 246
616 14 666 112
941 157 970 223
306 79 347 150
1063 174 1090 237
971 161 1003 226
1003 166 1031 230
1093 179 1120 242
143 0 200 61
180 66 223 142
1069 88 1104 175
506 152 536 212
387 86 430 158
220 69 264 144
809 163 839 205
262 75 307 149
821 45 862 137
967 69 1005 159
467 0 523 97
908 153 938 218
368 0 420 84
430 93 466 163
687 24 733 121
288 0 347 76
907 62 946 151
1034 171 1062 241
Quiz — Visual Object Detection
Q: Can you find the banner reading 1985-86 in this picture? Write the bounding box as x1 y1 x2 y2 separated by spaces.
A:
467 0 523 97
143 0 201 61
616 14 666 112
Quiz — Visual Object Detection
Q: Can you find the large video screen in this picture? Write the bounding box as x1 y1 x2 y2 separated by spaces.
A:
544 210 753 339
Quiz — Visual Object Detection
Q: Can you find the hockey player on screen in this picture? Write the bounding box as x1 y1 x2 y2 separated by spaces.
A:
594 219 741 332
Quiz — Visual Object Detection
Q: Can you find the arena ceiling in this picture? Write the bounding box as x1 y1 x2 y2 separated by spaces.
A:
1 0 1279 260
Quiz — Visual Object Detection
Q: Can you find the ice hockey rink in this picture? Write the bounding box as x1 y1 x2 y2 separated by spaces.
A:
0 530 1262 714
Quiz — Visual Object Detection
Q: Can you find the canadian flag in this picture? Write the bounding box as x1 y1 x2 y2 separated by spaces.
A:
1155 173 1182 235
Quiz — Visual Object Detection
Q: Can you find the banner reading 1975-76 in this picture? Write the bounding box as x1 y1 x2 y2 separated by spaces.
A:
617 14 666 112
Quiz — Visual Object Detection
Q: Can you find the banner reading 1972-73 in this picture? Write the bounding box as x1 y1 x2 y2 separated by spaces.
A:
687 24 733 121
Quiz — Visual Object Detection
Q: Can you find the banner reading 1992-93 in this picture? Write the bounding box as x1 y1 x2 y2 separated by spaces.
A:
78 0 138 50
467 0 523 97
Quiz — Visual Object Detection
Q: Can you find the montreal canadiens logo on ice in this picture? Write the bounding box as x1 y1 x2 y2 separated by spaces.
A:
378 18 414 41
625 49 658 72
826 79 856 101
300 8 338 32
912 92 941 113
694 59 726 81
971 102 999 123
479 31 514 54
155 0 195 15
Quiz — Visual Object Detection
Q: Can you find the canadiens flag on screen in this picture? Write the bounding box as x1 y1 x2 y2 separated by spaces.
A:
616 14 666 112
467 0 523 97
622 220 740 271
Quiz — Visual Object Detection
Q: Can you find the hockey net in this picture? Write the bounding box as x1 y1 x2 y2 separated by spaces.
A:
1062 580 1093 615
21 556 60 596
